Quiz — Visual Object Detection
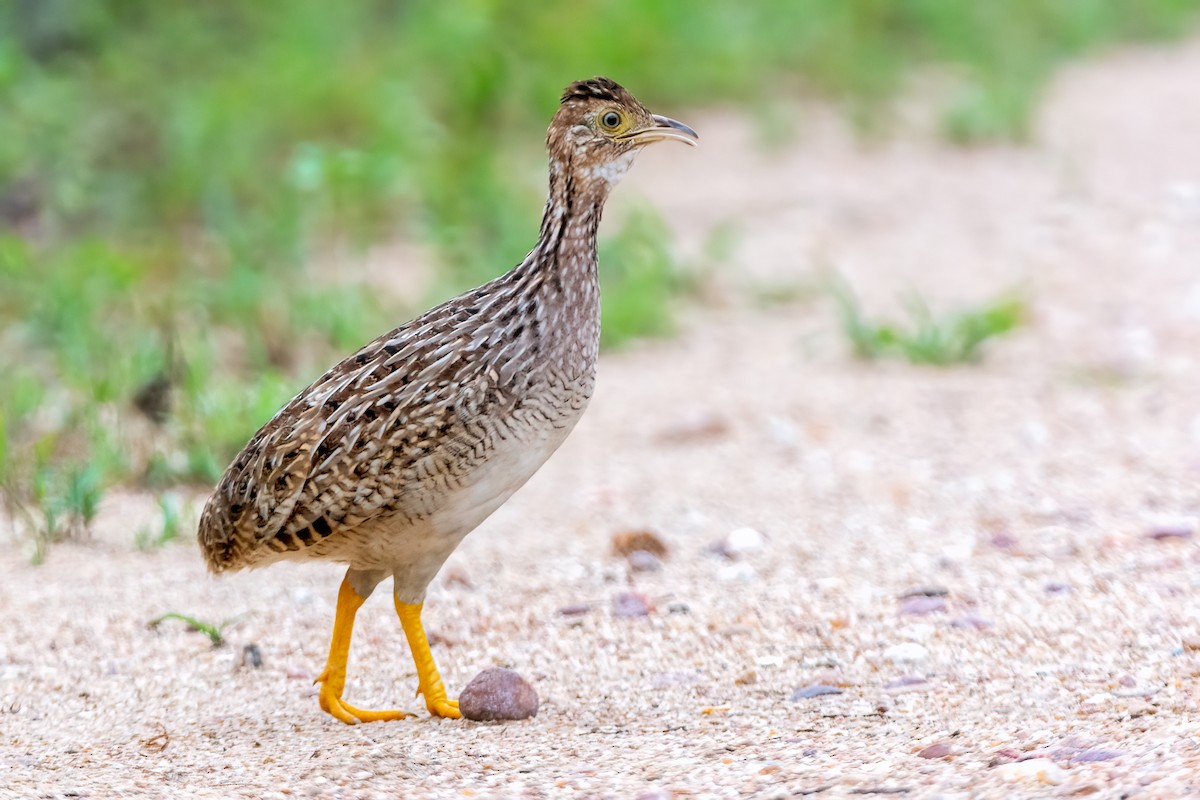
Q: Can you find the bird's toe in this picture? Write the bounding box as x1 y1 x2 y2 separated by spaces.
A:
318 683 412 724
426 697 462 719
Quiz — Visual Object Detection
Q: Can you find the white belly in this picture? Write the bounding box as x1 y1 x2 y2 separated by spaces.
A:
316 415 578 601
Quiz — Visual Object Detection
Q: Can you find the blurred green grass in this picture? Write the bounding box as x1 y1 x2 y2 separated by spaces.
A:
833 279 1027 365
1 0 1197 549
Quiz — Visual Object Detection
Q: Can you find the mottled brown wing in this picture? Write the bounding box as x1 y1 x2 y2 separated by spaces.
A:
197 298 490 572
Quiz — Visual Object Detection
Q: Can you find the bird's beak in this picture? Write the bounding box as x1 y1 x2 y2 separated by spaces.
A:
621 114 699 147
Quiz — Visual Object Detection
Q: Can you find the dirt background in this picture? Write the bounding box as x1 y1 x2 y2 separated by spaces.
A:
3 37 1200 800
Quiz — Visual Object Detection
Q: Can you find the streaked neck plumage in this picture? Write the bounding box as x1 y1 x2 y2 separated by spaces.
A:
526 152 620 288
500 149 631 374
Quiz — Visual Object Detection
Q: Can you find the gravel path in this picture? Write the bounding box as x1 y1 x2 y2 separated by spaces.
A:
3 39 1200 799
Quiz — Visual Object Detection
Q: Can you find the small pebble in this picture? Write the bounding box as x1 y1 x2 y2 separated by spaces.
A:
899 586 949 598
765 415 799 451
899 596 947 616
1182 636 1200 652
458 667 539 722
611 530 668 558
612 591 653 618
883 643 929 664
724 527 766 556
990 532 1020 551
1044 581 1071 595
917 741 954 759
717 563 758 583
886 675 930 694
239 643 263 669
734 669 757 686
994 758 1066 785
790 684 843 700
627 549 663 572
1146 528 1193 541
557 603 592 617
1144 521 1195 541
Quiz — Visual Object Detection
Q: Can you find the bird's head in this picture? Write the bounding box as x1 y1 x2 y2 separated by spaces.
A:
547 77 697 190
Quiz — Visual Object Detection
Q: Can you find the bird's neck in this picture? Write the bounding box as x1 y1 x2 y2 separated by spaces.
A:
530 157 611 284
498 155 610 369
509 155 613 314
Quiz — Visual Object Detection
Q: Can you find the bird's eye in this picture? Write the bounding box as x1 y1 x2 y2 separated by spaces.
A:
599 110 623 131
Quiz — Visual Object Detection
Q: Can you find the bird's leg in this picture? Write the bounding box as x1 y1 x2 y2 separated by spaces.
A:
394 599 461 719
315 572 412 724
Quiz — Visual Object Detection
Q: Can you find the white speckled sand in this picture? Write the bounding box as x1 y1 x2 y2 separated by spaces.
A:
3 39 1200 800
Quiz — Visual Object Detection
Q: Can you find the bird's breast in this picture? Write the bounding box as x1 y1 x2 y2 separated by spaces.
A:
404 361 593 537
338 370 589 583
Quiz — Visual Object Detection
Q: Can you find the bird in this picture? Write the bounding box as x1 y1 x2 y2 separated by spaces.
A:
197 77 697 724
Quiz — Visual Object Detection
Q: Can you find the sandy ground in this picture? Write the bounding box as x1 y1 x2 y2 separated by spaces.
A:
4 39 1200 800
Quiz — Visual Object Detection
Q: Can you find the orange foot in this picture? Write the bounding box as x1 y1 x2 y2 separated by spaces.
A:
417 683 462 720
315 576 413 725
397 600 462 720
316 667 413 724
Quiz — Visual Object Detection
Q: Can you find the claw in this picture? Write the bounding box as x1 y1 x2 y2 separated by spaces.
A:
417 682 462 719
426 696 462 719
318 679 412 724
